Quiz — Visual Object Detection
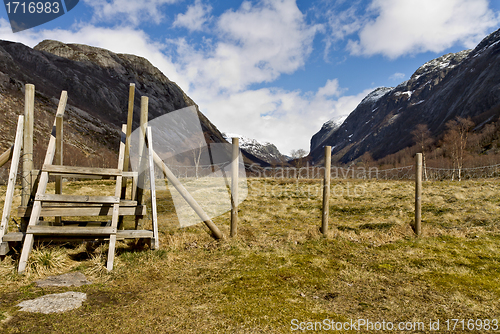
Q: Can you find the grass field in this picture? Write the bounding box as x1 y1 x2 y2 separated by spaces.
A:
1 177 500 333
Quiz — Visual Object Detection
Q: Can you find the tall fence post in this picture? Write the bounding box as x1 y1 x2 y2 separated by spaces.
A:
134 96 148 229
230 137 239 237
321 146 331 235
54 114 63 225
415 153 422 236
22 84 34 207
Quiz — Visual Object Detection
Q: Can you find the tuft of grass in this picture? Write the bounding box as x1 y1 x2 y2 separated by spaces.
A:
24 245 76 279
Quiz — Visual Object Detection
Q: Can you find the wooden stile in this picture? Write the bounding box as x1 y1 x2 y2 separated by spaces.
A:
9 87 157 272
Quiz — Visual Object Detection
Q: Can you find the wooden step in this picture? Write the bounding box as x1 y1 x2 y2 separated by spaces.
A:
35 194 119 204
18 204 146 218
3 229 154 242
27 225 116 236
117 230 154 239
42 164 122 177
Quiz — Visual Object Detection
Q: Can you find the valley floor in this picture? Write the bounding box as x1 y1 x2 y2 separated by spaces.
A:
0 178 499 333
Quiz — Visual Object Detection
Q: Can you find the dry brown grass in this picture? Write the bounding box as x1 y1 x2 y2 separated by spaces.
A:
0 177 500 333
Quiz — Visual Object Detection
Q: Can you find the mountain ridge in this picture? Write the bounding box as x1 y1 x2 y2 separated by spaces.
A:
309 28 500 164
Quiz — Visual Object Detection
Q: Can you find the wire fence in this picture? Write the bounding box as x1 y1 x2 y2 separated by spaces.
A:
244 163 500 181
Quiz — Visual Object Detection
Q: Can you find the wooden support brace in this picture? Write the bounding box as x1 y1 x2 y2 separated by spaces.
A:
18 91 67 274
153 151 223 239
146 127 159 249
0 116 24 255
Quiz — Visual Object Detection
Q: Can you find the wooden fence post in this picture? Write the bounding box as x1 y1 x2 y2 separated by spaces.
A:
415 153 422 236
230 137 239 237
22 84 34 207
321 146 331 235
134 96 148 229
54 114 63 225
122 83 135 198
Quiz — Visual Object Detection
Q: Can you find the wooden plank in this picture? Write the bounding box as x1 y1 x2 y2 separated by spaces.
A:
153 150 223 239
42 164 122 176
146 127 159 249
27 226 116 236
0 146 13 169
35 194 119 204
18 91 67 274
18 205 146 217
3 230 153 242
107 124 126 271
22 84 34 207
0 116 24 242
2 232 23 242
117 230 153 239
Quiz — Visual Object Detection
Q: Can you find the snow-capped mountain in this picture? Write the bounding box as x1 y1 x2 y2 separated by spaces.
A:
309 28 500 164
223 133 288 164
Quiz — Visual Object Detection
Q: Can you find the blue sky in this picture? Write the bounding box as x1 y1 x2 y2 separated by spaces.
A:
1 0 500 155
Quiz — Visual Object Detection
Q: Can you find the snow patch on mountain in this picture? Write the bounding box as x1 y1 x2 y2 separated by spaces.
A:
223 133 288 163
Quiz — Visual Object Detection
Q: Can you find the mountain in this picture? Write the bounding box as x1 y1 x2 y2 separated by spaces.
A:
309 28 500 164
0 39 267 168
223 133 289 164
310 114 349 153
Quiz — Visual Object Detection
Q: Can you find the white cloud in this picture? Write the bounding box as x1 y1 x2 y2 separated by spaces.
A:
347 0 500 58
173 0 212 32
389 72 405 81
171 0 320 94
196 82 371 155
82 0 179 26
0 0 361 155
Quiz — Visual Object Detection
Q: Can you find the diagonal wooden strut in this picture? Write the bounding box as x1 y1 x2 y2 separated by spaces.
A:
152 151 223 239
18 91 68 273
106 124 126 271
0 115 24 255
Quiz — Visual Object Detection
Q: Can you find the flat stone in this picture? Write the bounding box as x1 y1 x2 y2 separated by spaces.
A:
17 292 87 314
35 272 91 288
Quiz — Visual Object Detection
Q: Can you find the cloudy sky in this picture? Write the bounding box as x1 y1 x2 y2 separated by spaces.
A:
1 0 500 155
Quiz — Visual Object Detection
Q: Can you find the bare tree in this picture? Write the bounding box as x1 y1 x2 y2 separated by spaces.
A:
442 117 474 181
290 149 308 168
412 124 433 180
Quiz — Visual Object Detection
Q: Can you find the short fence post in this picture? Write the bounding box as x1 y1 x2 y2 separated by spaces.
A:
415 153 422 236
230 137 239 237
321 146 331 235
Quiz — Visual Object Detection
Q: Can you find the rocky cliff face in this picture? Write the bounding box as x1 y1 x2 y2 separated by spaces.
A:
310 28 500 164
0 39 267 167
